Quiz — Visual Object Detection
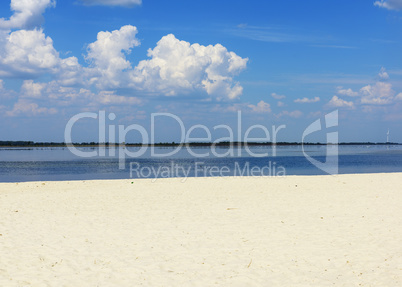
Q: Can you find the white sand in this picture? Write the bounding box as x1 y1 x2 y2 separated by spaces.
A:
0 173 401 286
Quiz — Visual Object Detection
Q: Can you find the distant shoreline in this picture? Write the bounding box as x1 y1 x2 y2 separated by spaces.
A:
0 141 400 148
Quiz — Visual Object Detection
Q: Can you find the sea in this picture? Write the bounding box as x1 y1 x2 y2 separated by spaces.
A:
0 145 402 182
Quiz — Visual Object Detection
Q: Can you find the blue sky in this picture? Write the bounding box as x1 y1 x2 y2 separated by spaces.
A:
0 0 402 143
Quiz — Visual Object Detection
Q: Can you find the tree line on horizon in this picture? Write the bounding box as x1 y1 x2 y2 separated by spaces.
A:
0 141 399 147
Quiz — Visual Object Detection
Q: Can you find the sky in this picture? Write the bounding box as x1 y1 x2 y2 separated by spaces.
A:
0 0 402 143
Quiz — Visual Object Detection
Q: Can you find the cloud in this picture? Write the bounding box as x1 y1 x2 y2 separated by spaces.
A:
230 24 318 43
86 25 140 89
56 56 84 86
0 26 248 100
21 80 46 98
247 101 271 113
326 96 355 109
96 91 142 105
271 92 285 100
277 101 285 107
277 110 303 118
0 26 82 83
334 68 399 106
310 44 357 49
0 0 55 30
212 101 271 114
374 0 402 10
45 84 90 104
0 29 66 77
131 34 248 99
1 78 144 117
293 73 371 85
42 81 143 107
360 82 394 105
0 79 16 99
71 27 248 99
294 96 320 103
337 87 359 97
5 98 57 117
396 93 402 101
79 0 142 7
378 67 389 80
0 79 5 95
0 4 249 101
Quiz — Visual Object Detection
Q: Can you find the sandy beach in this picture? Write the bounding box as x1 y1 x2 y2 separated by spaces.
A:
0 173 401 286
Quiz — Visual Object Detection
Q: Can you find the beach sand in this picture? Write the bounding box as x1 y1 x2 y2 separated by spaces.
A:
0 173 401 286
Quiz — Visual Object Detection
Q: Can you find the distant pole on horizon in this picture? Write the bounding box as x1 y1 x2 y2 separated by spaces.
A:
387 128 390 143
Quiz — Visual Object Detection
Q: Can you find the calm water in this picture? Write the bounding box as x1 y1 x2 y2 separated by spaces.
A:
0 145 401 182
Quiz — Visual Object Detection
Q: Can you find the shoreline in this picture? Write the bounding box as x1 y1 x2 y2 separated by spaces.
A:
0 142 400 148
0 171 400 184
1 173 401 286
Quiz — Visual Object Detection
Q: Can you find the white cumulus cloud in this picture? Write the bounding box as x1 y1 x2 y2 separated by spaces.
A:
360 82 394 105
0 26 82 82
56 57 84 86
21 80 46 98
131 34 248 99
42 81 143 106
84 28 248 99
327 96 355 109
374 0 402 10
294 96 320 103
2 78 144 116
79 0 142 7
277 110 303 118
337 87 359 97
5 98 57 117
0 79 16 99
271 92 286 100
277 101 285 107
247 101 271 113
0 13 248 102
0 29 62 77
96 91 142 105
86 25 140 89
0 0 55 30
378 67 389 80
333 68 400 106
